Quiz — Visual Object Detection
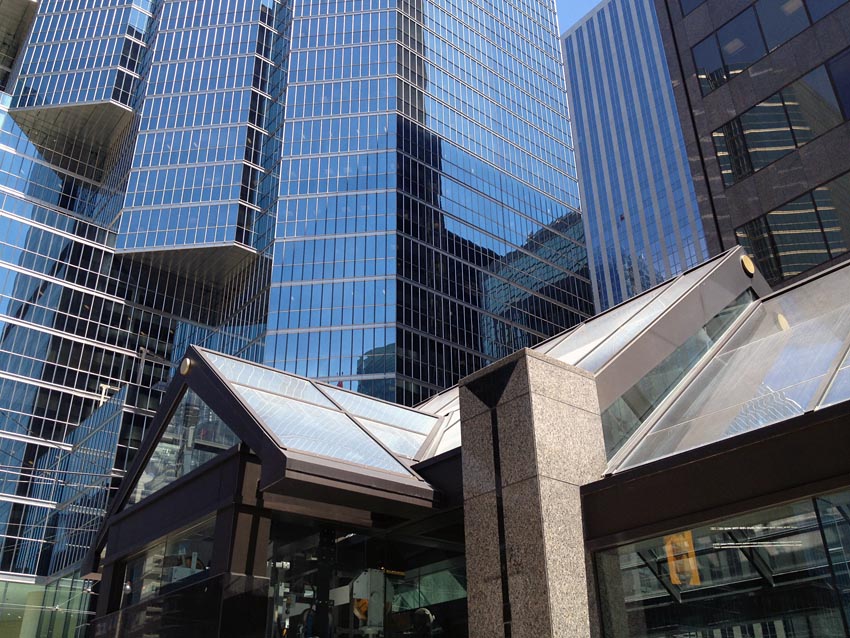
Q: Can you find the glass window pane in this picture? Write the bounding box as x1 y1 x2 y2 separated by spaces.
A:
766 194 829 278
322 385 437 434
161 517 215 589
755 0 810 50
813 173 850 257
692 36 726 95
601 290 755 459
128 389 240 506
202 351 335 408
828 48 850 119
739 94 796 170
596 495 848 638
713 119 753 186
680 0 706 14
806 0 847 22
782 66 844 144
717 9 767 76
358 418 425 458
235 385 409 474
622 269 850 469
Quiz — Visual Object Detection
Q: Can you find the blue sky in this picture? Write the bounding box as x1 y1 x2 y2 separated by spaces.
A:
556 0 603 33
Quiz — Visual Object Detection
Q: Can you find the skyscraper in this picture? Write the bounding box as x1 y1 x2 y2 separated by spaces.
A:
654 0 850 286
562 0 708 311
0 0 590 619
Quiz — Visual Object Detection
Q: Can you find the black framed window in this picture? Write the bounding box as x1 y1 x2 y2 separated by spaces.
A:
693 36 726 95
755 0 810 50
717 9 767 75
783 66 843 144
691 0 850 96
739 95 796 171
713 54 848 187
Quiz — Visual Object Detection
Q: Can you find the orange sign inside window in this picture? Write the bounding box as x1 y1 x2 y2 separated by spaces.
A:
664 530 701 586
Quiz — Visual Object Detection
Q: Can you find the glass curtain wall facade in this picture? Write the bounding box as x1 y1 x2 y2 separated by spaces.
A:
561 0 707 311
267 0 592 404
0 0 589 615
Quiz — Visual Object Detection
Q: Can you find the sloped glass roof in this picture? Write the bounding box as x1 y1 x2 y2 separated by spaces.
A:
199 349 440 471
538 256 723 372
618 265 850 471
234 385 410 473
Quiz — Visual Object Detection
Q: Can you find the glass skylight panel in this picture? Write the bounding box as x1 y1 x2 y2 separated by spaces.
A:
542 281 671 365
819 349 850 408
322 386 437 434
202 351 335 408
234 385 409 474
433 412 462 456
620 295 850 470
416 387 459 415
358 419 426 459
577 258 722 372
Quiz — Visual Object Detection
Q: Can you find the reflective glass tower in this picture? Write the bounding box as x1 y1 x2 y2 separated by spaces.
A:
0 0 590 615
561 0 708 311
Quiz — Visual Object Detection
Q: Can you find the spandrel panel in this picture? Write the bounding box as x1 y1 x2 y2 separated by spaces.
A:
234 385 409 474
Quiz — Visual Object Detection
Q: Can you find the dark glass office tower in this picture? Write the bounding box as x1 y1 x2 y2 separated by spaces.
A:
655 0 850 286
0 0 590 615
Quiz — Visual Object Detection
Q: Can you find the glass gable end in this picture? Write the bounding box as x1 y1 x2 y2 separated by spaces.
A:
128 388 239 506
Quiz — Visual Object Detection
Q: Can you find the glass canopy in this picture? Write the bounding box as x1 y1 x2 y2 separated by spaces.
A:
130 250 850 491
618 263 850 471
199 349 443 473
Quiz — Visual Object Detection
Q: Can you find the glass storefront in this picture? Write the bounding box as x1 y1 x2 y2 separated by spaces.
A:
121 516 216 608
267 519 467 638
596 487 850 637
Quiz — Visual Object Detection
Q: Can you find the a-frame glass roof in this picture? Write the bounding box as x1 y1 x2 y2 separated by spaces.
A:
199 349 440 471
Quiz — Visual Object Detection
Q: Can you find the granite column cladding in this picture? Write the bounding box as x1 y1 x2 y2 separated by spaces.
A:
459 348 607 638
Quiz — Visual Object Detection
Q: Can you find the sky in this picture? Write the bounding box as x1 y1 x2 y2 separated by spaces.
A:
556 0 603 34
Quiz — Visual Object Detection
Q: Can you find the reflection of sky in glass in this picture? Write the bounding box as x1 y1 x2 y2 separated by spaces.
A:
323 386 436 434
203 351 334 408
235 385 410 474
621 273 850 470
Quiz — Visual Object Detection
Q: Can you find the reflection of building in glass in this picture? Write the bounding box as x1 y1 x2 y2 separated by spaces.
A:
562 0 707 311
83 249 850 638
656 0 850 286
0 0 588 621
